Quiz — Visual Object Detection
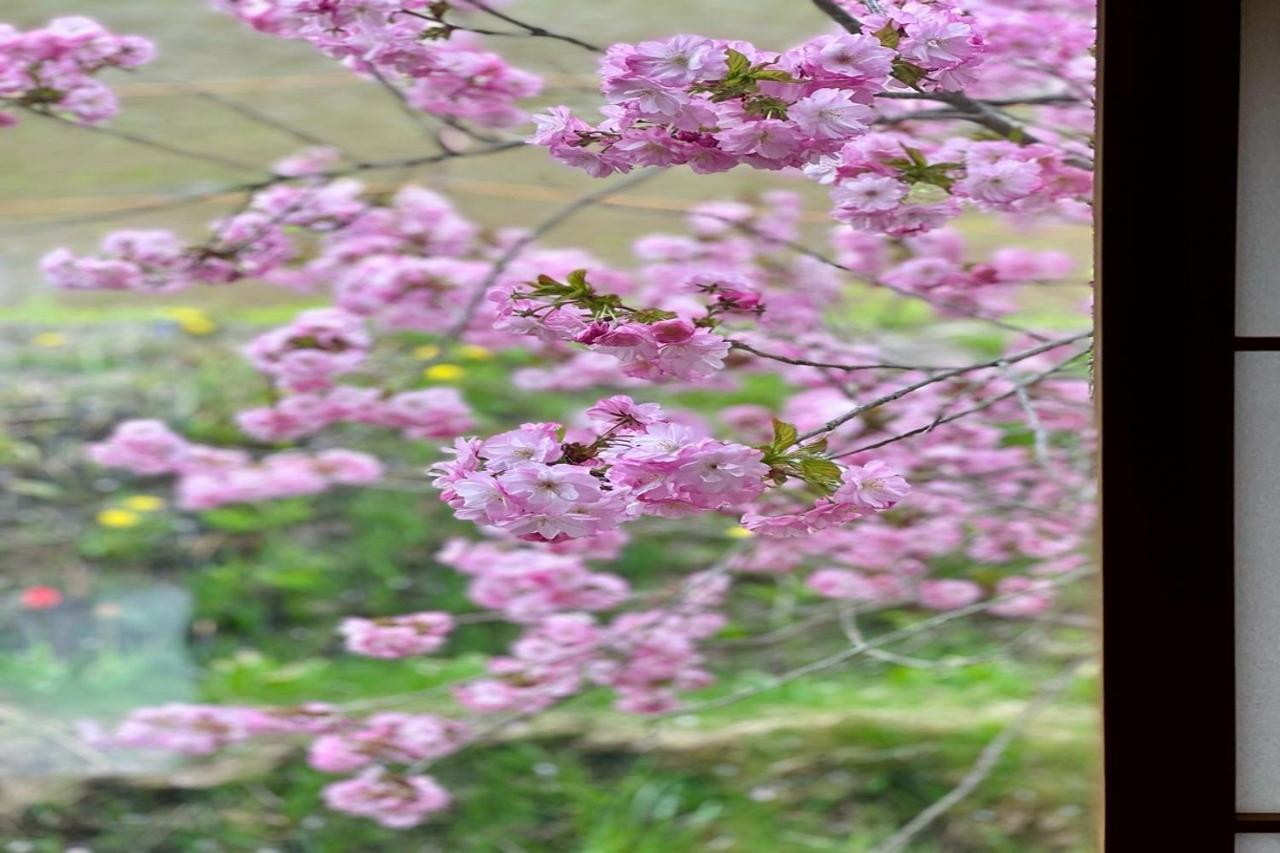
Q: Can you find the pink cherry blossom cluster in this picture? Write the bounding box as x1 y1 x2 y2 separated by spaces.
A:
742 460 911 537
0 17 153 128
307 712 468 773
41 214 294 291
340 611 455 658
84 701 460 828
243 307 371 392
89 419 383 510
832 223 1078 317
431 397 775 542
492 276 734 383
806 132 1093 236
79 701 347 756
455 570 728 716
237 385 473 443
530 34 886 177
39 182 484 302
322 768 452 829
531 3 985 179
212 1 540 128
437 538 630 622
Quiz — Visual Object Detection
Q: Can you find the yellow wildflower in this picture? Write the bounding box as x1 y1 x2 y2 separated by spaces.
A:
97 508 141 529
424 363 465 382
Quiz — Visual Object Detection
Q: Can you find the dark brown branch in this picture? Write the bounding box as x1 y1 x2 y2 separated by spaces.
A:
462 1 603 53
810 0 864 33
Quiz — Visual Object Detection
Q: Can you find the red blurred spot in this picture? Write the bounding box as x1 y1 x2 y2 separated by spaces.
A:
20 586 63 610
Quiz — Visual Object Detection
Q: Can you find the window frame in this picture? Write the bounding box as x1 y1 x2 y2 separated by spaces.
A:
1098 1 1244 847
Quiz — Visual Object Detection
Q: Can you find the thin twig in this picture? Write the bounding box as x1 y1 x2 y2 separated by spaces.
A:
1000 358 1051 464
463 0 603 53
729 340 950 372
714 217 1052 340
796 332 1092 442
187 88 356 158
439 169 662 343
670 566 1093 716
869 659 1088 853
23 107 265 173
832 347 1090 458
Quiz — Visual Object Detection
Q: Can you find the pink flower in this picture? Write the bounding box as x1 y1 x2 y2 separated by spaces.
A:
988 576 1054 618
789 90 872 140
958 159 1042 204
832 175 908 213
807 569 878 600
340 612 455 658
627 35 724 85
585 395 667 432
503 463 603 511
917 579 984 611
836 461 911 511
322 769 451 829
813 34 893 80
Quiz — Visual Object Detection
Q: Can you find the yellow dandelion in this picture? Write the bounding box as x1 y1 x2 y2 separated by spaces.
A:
32 332 67 348
413 344 442 360
121 495 166 512
163 307 217 336
457 344 494 361
97 508 141 529
725 526 755 539
424 363 465 382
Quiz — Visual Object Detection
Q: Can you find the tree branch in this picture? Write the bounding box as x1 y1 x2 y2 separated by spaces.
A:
23 107 265 174
462 1 603 53
438 169 662 344
869 659 1088 853
831 347 1091 458
795 331 1092 442
810 0 864 34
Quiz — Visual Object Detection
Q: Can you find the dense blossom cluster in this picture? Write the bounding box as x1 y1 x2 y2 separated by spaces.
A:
0 17 153 128
212 0 540 127
454 571 728 715
89 420 383 509
533 0 1093 235
83 702 461 828
531 2 984 177
431 397 787 541
437 537 630 622
810 132 1092 235
340 611 455 658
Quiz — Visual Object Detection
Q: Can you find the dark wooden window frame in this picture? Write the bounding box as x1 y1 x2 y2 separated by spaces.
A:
1098 1 1252 848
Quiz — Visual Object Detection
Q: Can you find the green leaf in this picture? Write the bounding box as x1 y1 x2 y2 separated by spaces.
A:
743 95 790 120
902 145 929 169
770 419 799 453
873 22 902 49
753 69 797 83
891 58 929 90
798 457 844 496
630 308 679 323
724 47 752 78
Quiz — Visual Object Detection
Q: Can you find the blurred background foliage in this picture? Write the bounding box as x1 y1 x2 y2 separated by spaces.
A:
0 0 1097 850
